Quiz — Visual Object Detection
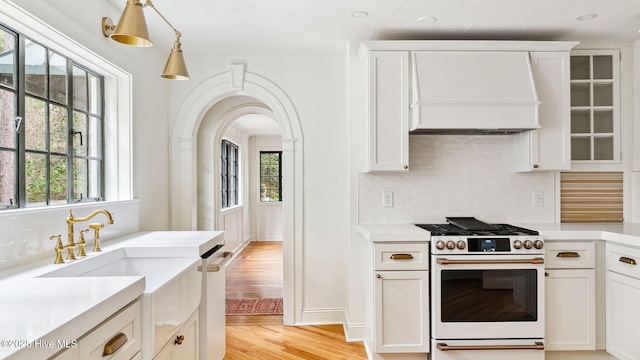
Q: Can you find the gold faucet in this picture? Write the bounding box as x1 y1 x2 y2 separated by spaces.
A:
65 209 114 257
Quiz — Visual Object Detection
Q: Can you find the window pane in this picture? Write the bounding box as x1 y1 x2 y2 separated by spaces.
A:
594 110 613 133
49 104 68 154
0 150 16 207
570 109 590 134
25 96 46 151
0 28 16 88
49 51 67 104
88 115 101 157
570 83 590 107
593 83 613 107
74 158 87 200
25 152 47 206
25 39 46 97
88 73 101 114
570 56 590 80
73 111 87 156
73 66 87 111
594 136 614 160
260 152 281 202
0 88 16 148
571 137 591 161
593 55 613 80
50 155 67 204
88 159 101 199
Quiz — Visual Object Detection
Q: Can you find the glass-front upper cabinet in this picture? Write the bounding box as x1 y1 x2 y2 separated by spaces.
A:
570 50 620 165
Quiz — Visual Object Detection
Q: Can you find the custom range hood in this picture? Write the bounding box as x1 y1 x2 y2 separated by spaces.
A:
410 50 541 134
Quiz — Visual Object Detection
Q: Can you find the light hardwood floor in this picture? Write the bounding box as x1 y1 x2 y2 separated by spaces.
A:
224 241 367 359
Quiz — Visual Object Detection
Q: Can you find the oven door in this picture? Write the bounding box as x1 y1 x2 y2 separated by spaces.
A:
431 254 545 340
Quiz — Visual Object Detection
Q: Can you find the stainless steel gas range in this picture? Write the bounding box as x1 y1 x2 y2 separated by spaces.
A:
415 217 545 360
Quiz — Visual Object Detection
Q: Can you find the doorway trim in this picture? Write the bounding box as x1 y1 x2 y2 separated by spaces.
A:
170 65 303 325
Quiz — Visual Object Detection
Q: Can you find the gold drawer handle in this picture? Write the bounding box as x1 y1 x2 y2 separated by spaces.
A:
103 332 127 356
557 252 580 258
437 342 544 351
619 256 638 265
390 253 414 260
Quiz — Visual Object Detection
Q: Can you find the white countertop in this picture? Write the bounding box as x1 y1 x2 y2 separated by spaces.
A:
0 230 224 360
358 222 640 248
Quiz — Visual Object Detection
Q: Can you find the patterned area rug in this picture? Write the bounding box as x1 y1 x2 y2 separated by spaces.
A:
226 297 283 315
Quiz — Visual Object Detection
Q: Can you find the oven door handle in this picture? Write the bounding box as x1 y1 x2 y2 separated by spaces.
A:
436 257 544 265
436 342 545 351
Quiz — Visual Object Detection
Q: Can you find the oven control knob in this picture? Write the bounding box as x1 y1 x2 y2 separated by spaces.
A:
446 241 456 250
533 240 544 249
523 240 533 249
435 241 445 250
513 240 523 249
456 241 466 250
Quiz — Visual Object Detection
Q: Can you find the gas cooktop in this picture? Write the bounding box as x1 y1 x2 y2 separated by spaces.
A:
415 217 539 236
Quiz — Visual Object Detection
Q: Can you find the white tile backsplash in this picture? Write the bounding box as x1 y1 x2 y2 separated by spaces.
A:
359 135 556 224
0 200 140 272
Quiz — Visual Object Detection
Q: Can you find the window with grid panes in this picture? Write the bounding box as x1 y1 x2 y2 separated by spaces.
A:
0 23 104 210
221 140 238 208
260 151 281 202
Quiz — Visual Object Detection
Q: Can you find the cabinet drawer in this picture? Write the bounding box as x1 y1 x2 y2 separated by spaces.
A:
606 243 640 280
81 300 141 360
374 243 429 271
545 241 595 269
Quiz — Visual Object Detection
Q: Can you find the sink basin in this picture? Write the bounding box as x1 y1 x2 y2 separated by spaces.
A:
38 248 202 359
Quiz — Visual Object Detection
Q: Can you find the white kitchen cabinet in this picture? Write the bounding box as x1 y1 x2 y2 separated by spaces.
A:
569 50 621 169
52 300 142 360
364 240 429 358
374 270 429 353
544 241 596 351
514 51 572 172
606 243 640 360
155 309 199 360
362 50 410 172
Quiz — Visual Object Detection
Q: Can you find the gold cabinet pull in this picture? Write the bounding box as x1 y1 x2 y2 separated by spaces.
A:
390 253 414 260
619 256 638 265
437 342 544 351
103 332 127 356
175 335 185 345
557 251 580 258
437 257 544 265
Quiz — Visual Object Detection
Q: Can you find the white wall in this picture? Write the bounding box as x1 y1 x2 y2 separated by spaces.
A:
7 0 173 231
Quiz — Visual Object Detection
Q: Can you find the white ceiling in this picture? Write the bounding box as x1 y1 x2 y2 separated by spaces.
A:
232 114 281 136
111 0 640 56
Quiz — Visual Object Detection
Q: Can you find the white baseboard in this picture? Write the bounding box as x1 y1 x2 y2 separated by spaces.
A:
298 308 345 325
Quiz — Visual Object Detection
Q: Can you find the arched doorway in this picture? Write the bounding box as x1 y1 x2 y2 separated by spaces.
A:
170 65 303 325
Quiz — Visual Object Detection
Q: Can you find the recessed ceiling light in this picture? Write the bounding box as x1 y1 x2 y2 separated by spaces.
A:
576 14 598 21
352 11 369 18
417 16 437 23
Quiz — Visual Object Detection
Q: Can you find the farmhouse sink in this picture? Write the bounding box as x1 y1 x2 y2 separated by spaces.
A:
38 247 202 359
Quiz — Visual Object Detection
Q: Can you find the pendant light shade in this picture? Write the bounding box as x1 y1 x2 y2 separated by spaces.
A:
110 0 153 47
161 40 190 80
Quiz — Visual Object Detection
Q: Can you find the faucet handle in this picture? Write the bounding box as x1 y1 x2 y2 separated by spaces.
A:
77 229 89 257
89 223 104 252
49 234 64 264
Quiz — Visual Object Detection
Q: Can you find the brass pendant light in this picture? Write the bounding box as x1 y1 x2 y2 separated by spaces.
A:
102 0 189 80
110 0 152 47
161 37 190 80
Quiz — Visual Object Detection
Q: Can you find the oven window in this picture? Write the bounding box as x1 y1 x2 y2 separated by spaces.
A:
441 269 538 322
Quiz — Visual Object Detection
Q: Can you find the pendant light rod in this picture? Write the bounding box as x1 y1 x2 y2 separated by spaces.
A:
144 0 182 40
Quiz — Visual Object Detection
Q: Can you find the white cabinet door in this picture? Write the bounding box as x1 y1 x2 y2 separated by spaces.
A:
606 271 640 360
374 270 429 353
172 312 199 360
514 52 571 171
154 309 199 360
545 269 596 350
365 51 409 172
